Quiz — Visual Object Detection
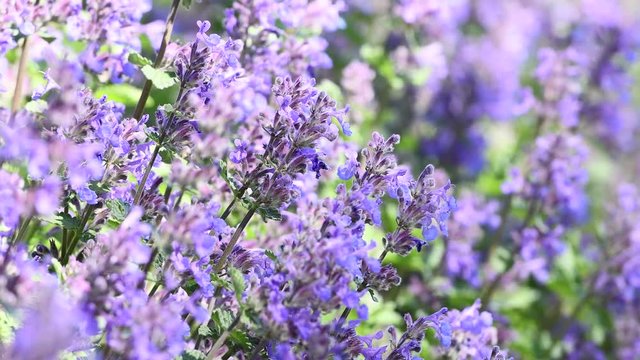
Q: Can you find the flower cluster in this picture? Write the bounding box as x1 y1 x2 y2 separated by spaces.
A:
1 0 638 359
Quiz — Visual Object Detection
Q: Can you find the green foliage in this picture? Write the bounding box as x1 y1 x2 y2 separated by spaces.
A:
228 266 246 303
141 65 178 90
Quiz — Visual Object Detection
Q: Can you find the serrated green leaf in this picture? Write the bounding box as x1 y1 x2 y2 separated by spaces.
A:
228 266 246 302
141 65 177 90
257 206 282 222
57 213 81 231
210 273 232 290
229 330 251 350
211 309 234 334
105 199 130 223
128 51 153 67
88 182 110 196
197 325 213 338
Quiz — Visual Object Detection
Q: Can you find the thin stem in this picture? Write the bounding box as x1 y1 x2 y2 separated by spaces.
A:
486 195 512 261
220 196 237 220
10 36 30 119
207 312 242 360
61 204 70 260
249 338 266 360
197 207 257 347
131 0 181 120
214 206 257 273
12 215 33 244
336 249 389 329
63 204 96 264
133 139 164 206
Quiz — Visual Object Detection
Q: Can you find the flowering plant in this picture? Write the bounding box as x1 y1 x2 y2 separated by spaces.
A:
0 0 639 359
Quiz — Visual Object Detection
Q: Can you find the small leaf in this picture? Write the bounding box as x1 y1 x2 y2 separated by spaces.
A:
145 129 162 144
228 266 246 302
257 206 282 222
37 29 56 43
197 325 213 338
159 148 174 164
219 159 229 183
229 330 251 351
211 309 234 333
264 249 277 262
105 199 130 223
89 182 111 195
210 273 232 290
141 65 177 90
177 350 206 360
56 213 81 231
128 51 153 67
182 0 192 9
368 289 379 302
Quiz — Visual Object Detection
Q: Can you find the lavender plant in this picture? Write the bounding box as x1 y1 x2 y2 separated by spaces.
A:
1 0 639 359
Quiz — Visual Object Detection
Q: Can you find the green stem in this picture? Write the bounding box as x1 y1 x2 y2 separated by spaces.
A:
207 312 242 360
249 338 267 360
220 196 237 220
131 0 181 120
63 204 95 264
12 215 33 244
214 206 257 273
133 138 164 206
336 249 389 329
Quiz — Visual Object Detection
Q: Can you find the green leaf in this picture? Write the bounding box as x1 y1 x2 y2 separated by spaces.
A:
229 330 251 351
182 0 192 9
145 129 161 143
210 309 234 333
197 325 213 338
159 148 174 164
219 159 229 183
50 257 65 282
141 65 177 90
88 182 111 196
177 350 206 360
105 199 130 223
128 51 153 67
228 266 246 302
264 249 278 262
37 29 56 43
257 206 282 222
210 273 232 290
368 289 379 302
56 213 81 231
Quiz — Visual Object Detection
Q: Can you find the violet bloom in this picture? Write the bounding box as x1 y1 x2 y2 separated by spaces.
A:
439 300 510 360
386 164 455 255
